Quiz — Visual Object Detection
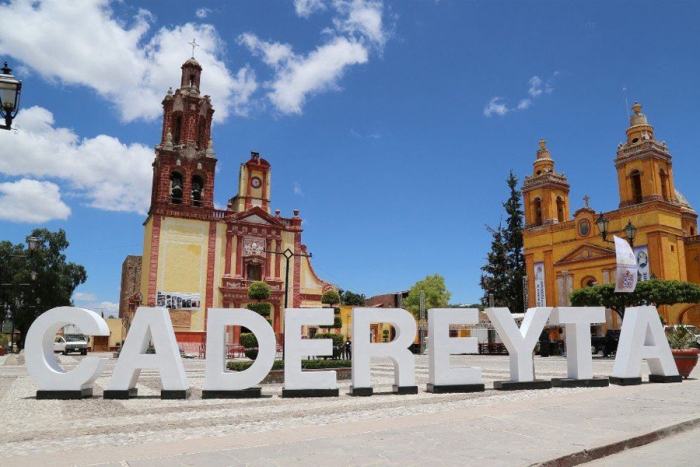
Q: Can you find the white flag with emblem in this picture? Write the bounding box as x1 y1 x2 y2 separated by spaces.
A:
614 235 638 293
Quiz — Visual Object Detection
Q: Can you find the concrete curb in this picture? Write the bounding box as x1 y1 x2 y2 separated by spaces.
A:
535 416 700 467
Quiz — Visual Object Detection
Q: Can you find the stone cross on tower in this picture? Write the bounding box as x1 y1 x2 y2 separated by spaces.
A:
188 38 199 58
583 195 590 208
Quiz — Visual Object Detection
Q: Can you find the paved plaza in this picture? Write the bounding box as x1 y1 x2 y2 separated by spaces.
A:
0 352 698 466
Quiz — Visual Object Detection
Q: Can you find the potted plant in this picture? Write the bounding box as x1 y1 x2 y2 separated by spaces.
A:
667 325 699 378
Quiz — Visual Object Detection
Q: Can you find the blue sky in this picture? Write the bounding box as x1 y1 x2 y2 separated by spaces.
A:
1 0 699 314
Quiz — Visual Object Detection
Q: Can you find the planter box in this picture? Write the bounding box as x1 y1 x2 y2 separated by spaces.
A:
672 348 699 378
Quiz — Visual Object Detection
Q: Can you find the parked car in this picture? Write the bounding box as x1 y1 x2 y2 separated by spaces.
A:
665 325 700 348
54 335 89 355
591 330 621 356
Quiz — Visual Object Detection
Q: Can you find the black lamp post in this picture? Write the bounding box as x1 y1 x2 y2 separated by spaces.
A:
0 62 22 131
595 213 636 247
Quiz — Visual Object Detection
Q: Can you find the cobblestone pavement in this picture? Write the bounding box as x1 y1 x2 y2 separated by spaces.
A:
0 352 697 466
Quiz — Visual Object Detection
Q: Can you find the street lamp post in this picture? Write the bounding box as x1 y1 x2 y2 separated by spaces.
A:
0 236 39 351
0 62 22 131
595 213 637 248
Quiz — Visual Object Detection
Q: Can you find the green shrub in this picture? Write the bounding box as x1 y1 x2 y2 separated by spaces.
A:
244 349 258 360
240 333 258 349
320 316 342 329
248 281 271 301
227 359 351 372
247 302 272 316
313 332 345 348
321 289 340 307
333 307 341 315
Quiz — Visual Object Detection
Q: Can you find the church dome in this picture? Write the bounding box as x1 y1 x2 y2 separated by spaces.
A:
675 189 694 212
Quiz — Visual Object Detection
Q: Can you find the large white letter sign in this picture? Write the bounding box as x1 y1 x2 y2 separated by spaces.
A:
105 307 190 399
26 307 109 399
351 307 418 396
202 308 276 398
486 307 553 389
282 308 339 398
549 307 609 387
427 308 484 393
611 306 680 385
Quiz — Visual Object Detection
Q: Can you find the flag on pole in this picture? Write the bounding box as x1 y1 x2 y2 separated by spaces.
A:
614 235 638 293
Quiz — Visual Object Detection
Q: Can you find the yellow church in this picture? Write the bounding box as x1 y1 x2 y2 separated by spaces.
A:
127 57 334 347
522 102 700 329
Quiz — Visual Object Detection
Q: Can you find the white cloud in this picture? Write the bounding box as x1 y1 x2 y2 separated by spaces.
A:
483 97 509 117
295 0 326 18
528 76 543 98
332 0 387 46
0 106 153 215
483 72 560 117
240 0 388 115
196 8 211 19
73 292 98 302
0 179 71 223
517 99 532 110
293 182 304 196
242 34 368 115
0 1 252 123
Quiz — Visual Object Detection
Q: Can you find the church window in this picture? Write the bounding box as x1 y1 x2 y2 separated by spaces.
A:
189 74 195 87
691 226 696 236
173 115 182 145
192 175 204 207
534 198 543 226
660 169 669 201
170 172 183 204
582 276 598 288
630 170 642 204
246 263 262 281
556 196 565 222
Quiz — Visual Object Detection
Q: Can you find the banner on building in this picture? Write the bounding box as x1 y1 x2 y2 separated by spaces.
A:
534 261 546 306
614 236 638 293
156 291 201 310
634 245 649 282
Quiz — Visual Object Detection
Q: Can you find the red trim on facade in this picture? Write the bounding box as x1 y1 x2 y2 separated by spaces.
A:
205 221 217 328
293 232 302 307
235 235 243 277
174 331 206 343
224 232 232 276
147 216 162 306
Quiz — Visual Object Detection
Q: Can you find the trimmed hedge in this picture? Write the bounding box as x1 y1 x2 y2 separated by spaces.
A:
320 316 342 329
248 281 271 300
227 359 351 372
247 302 271 316
313 332 345 348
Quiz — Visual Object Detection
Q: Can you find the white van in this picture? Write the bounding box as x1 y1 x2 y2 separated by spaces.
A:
54 335 89 355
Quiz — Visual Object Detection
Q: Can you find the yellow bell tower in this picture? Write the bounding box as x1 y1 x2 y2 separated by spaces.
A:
522 139 571 227
615 102 676 207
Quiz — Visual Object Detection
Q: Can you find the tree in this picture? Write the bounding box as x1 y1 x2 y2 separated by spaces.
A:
320 289 342 329
479 224 509 307
403 274 451 319
321 290 340 307
246 281 271 319
1 229 87 349
338 289 366 306
570 279 700 321
479 171 525 312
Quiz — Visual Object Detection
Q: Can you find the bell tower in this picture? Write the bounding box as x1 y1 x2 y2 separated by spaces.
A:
615 102 676 208
231 151 272 213
150 57 217 214
522 139 571 227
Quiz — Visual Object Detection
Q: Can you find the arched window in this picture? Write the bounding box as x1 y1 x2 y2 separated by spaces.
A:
660 169 669 201
630 170 642 204
581 276 598 288
556 197 565 222
246 263 262 281
534 198 543 226
691 226 696 236
191 175 204 207
173 115 182 145
170 172 183 204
